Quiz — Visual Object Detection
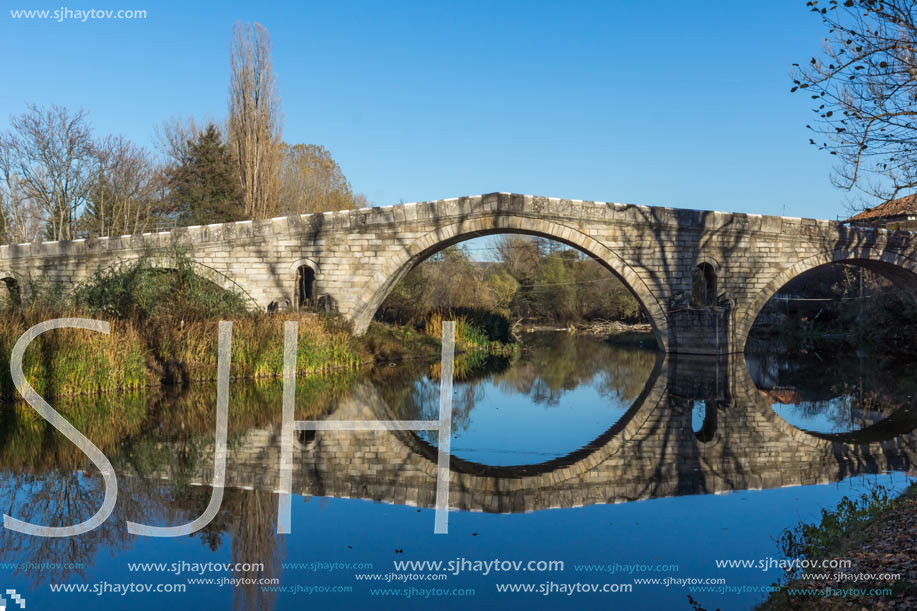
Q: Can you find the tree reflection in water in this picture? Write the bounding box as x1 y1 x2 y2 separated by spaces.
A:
0 378 327 607
4 335 917 610
379 332 657 436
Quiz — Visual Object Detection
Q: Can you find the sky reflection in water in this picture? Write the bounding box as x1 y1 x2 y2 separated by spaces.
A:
0 332 913 610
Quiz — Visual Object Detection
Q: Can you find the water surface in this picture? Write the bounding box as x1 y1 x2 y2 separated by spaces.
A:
0 332 914 610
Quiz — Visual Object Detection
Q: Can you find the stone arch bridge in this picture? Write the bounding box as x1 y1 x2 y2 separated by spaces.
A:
2 192 914 354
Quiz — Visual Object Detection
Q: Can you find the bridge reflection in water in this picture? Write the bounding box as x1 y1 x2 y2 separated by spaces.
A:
154 354 917 515
2 345 916 611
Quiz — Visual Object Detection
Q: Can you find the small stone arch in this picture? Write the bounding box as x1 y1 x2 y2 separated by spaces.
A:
734 247 917 352
346 214 670 351
0 271 21 307
294 429 318 451
691 261 718 308
289 258 320 310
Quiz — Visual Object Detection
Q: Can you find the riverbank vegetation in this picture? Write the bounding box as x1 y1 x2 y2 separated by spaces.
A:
375 236 645 329
748 264 917 358
757 483 917 610
364 235 657 380
0 253 364 399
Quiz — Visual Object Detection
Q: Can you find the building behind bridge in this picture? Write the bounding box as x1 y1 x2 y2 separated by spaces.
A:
847 194 917 230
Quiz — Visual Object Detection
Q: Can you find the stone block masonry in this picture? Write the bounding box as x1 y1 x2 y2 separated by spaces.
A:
2 192 915 354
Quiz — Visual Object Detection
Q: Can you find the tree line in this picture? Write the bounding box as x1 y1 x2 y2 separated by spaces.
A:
0 22 366 244
377 236 644 326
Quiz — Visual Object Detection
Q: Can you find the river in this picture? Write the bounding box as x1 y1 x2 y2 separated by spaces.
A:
0 332 914 610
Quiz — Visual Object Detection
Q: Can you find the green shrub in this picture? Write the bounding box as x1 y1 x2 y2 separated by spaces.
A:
73 251 251 322
778 485 892 564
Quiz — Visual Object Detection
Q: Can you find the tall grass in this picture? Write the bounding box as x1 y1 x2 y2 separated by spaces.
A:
0 309 364 396
0 251 365 398
424 310 495 348
73 251 364 381
161 313 363 381
0 307 151 401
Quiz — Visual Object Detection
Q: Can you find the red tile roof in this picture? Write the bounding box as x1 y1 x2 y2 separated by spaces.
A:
848 194 917 222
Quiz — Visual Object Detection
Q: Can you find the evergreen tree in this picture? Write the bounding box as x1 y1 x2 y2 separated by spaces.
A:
167 124 243 225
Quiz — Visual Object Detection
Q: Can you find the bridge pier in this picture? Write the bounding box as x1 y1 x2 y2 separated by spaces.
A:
667 351 734 400
667 306 734 355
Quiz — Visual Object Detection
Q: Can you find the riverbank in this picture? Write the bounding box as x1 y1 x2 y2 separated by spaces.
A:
0 306 522 401
749 289 917 359
758 482 917 610
0 308 365 400
512 321 657 351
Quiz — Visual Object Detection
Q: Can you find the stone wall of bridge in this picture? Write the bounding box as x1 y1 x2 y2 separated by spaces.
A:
3 192 917 354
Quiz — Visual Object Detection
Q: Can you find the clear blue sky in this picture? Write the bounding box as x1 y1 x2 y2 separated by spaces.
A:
0 1 850 219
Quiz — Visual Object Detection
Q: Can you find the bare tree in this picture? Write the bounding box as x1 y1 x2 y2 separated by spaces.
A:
278 143 361 214
0 104 99 240
228 22 282 220
495 235 543 279
420 246 497 311
794 0 917 204
0 152 45 244
154 115 204 169
353 192 370 207
82 136 165 237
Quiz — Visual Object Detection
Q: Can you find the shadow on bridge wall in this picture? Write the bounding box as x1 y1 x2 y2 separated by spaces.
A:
343 194 917 355
345 195 673 351
5 193 917 354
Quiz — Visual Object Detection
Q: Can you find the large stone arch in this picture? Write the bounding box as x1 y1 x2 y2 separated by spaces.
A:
734 247 917 353
346 214 670 350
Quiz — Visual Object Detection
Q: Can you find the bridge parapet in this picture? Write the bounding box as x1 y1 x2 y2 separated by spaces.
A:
2 193 916 354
